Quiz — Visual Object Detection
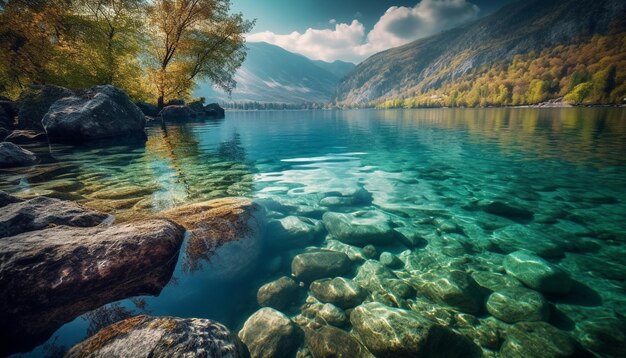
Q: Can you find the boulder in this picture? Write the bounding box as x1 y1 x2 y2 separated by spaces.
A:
0 100 17 126
0 220 185 355
418 270 485 314
0 106 14 129
481 201 534 221
350 302 480 358
135 101 160 117
239 308 303 358
3 129 47 144
160 197 265 276
305 326 374 358
0 142 39 168
486 287 549 323
323 211 398 246
66 315 247 358
17 84 73 130
159 105 194 122
266 215 324 248
503 250 572 294
500 322 590 357
309 277 366 309
379 252 403 268
316 303 348 326
42 85 145 143
257 276 301 311
0 195 110 238
354 260 414 299
291 251 351 282
205 103 225 119
0 191 23 207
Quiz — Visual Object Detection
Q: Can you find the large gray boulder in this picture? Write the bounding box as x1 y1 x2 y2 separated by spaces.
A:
486 287 549 323
323 211 398 246
205 103 225 118
417 270 485 314
350 302 480 358
42 85 145 143
239 308 303 358
0 195 110 238
309 277 366 309
66 315 248 358
0 219 185 355
266 215 325 248
257 276 301 311
0 142 39 168
17 84 73 130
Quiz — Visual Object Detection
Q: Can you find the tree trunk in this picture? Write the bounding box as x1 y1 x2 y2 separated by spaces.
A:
158 95 164 108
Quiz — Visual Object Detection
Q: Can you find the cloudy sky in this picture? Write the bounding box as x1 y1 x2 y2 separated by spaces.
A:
233 0 514 63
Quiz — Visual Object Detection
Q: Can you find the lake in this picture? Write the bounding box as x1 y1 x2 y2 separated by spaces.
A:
4 107 626 357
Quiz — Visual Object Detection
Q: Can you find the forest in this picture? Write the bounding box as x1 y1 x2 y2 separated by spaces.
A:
376 31 626 109
0 0 253 106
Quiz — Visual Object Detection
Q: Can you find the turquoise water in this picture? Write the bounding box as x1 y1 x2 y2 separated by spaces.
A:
4 108 626 357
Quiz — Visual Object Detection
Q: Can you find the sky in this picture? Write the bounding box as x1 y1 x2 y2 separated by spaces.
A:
232 0 515 63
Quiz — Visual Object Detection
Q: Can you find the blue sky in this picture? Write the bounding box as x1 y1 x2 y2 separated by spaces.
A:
234 0 515 63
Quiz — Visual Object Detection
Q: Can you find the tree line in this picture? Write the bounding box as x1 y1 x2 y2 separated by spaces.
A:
0 0 254 106
376 31 626 109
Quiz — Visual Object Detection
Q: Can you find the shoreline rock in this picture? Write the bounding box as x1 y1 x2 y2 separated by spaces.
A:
0 142 39 168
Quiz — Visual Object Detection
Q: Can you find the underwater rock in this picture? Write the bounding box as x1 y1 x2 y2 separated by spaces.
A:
323 211 398 246
393 226 428 248
305 325 374 358
324 239 369 262
159 105 194 122
257 276 301 311
3 129 47 144
0 195 110 238
500 321 590 358
291 251 351 282
481 201 534 221
316 303 348 326
362 244 378 259
266 215 324 248
42 85 145 143
354 260 414 300
490 225 565 258
350 302 481 358
503 250 572 294
418 270 485 314
379 252 403 269
486 287 549 323
309 277 366 309
66 315 247 358
161 197 265 276
0 142 39 168
239 308 303 358
319 188 373 207
17 84 74 130
471 271 523 292
0 220 184 355
577 317 626 357
89 185 156 200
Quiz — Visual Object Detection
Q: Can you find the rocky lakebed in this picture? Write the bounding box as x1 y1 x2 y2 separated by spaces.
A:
0 86 625 357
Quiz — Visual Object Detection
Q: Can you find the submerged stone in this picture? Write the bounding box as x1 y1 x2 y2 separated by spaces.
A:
354 260 413 299
418 270 485 314
486 287 549 323
350 302 480 358
503 250 572 294
500 321 590 358
0 220 185 355
317 303 348 326
309 277 366 309
0 195 110 238
379 251 403 269
291 251 351 282
471 271 523 292
577 317 626 357
239 308 303 358
4 130 47 144
323 211 398 246
481 201 534 221
257 276 301 311
266 215 324 248
305 326 373 358
66 315 247 358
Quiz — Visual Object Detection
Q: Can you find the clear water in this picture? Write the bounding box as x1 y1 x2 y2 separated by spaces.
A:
4 108 626 357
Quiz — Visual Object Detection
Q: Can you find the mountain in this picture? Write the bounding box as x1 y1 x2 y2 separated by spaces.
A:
335 0 626 106
195 42 355 104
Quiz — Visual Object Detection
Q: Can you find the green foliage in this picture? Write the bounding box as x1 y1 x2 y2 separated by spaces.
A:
376 32 626 108
0 0 252 103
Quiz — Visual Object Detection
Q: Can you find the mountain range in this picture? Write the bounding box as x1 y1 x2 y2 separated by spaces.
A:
334 0 626 105
194 42 355 104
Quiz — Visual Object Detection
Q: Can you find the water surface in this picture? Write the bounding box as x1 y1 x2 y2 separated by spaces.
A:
3 108 626 357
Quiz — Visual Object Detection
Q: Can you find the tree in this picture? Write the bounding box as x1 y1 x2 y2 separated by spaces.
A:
146 0 254 107
564 82 593 104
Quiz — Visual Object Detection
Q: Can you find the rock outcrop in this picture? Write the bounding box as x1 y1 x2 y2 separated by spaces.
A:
42 85 145 143
66 315 248 358
0 220 185 355
159 105 194 122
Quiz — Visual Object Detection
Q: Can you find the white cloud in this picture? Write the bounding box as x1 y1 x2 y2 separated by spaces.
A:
246 0 480 63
